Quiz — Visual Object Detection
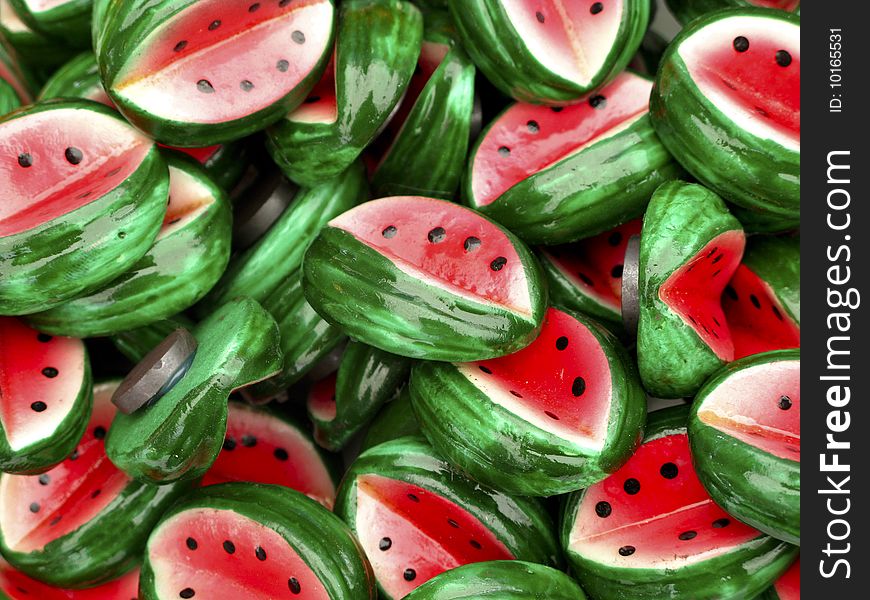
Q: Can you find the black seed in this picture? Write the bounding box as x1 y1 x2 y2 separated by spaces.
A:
775 50 792 67
93 426 106 440
292 30 306 44
464 236 481 252
31 401 47 413
660 462 678 479
223 540 236 554
778 395 792 410
241 435 257 447
208 20 221 31
37 333 52 342
535 11 545 23
64 147 83 165
479 365 492 374
608 232 622 246
29 503 39 513
618 545 635 556
623 478 641 495
42 367 58 378
750 294 761 309
280 0 292 6
69 450 79 460
712 518 730 528
168 218 181 225
589 95 606 109
304 95 321 103
712 316 721 327
274 448 288 461
470 539 482 549
595 501 612 518
725 285 738 301
679 530 697 541
277 59 290 72
498 146 510 156
407 493 419 502
255 546 267 561
379 537 392 550
428 227 446 243
17 153 32 168
240 80 254 91
403 569 416 582
186 537 198 550
38 474 50 486
733 36 750 52
50 516 62 526
180 589 195 599
490 257 507 271
772 305 784 321
611 264 623 278
572 377 586 397
590 2 604 15
249 3 260 12
544 410 560 420
711 254 723 264
447 518 459 528
551 106 563 112
556 336 569 351
578 272 594 287
382 225 397 238
510 390 522 398
173 41 188 55
527 120 539 133
288 577 301 594
91 489 101 498
197 80 215 93
223 436 237 451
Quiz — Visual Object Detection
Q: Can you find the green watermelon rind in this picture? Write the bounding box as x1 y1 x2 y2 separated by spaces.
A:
665 0 800 25
109 314 196 364
410 308 646 496
403 560 588 599
105 297 283 485
447 0 649 104
742 235 800 324
637 181 744 398
728 201 799 234
560 405 798 600
37 51 103 102
138 483 376 600
310 341 411 452
360 387 420 452
0 2 73 74
538 250 622 329
27 151 232 337
649 8 800 227
689 349 800 545
8 0 91 48
266 0 423 187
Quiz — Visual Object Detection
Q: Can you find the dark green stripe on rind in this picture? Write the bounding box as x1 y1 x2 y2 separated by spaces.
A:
743 235 800 324
689 350 800 545
139 483 375 600
8 0 91 47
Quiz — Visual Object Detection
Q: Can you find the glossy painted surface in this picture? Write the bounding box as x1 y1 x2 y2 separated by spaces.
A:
665 0 799 25
139 483 376 600
8 0 91 47
759 557 799 600
266 0 423 186
0 561 140 599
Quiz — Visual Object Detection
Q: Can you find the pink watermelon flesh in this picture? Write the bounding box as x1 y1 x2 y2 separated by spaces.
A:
0 318 86 452
329 196 534 317
0 561 139 600
355 474 513 598
148 506 329 599
541 219 642 312
112 0 333 125
288 54 337 124
158 160 217 239
202 402 336 510
659 230 745 361
679 13 799 150
0 382 130 553
307 372 337 422
773 558 800 599
723 265 800 360
568 430 761 569
697 358 799 462
471 72 651 207
462 307 612 448
502 1 625 87
0 107 152 237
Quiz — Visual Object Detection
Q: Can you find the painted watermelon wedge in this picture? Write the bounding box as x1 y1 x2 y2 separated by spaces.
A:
98 0 335 146
539 219 643 328
139 483 376 600
561 405 798 600
202 401 337 510
689 350 800 544
266 0 423 186
651 8 800 232
411 307 646 496
29 151 232 338
0 100 169 316
666 0 800 25
637 181 745 398
7 0 92 47
0 318 91 474
759 557 799 600
0 381 191 588
0 561 139 599
336 437 559 599
448 0 649 104
303 196 547 361
465 72 680 244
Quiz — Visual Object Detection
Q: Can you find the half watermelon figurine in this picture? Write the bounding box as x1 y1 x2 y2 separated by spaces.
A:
651 8 800 232
28 151 232 338
0 38 31 115
0 561 140 599
465 72 680 244
666 0 800 25
8 0 92 47
561 405 797 600
0 100 169 316
267 0 423 186
636 181 745 398
689 350 800 544
759 557 799 600
96 0 335 146
106 297 283 484
448 0 648 104
303 196 547 361
412 307 646 496
0 381 192 588
139 483 376 599
0 318 91 474
336 436 559 599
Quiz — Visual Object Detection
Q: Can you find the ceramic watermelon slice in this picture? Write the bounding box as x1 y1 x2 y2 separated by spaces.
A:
304 196 547 361
561 406 797 600
690 350 800 544
98 0 335 146
651 8 800 232
0 561 139 599
8 0 92 47
466 72 680 244
636 181 745 398
411 307 646 496
0 381 191 588
336 437 559 599
666 0 800 25
759 557 799 600
0 100 169 316
139 483 375 600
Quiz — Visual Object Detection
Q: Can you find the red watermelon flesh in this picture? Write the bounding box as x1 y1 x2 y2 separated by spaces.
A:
0 561 139 600
355 474 513 598
158 158 217 239
148 506 329 599
723 265 800 359
307 372 337 422
159 143 222 165
0 107 152 237
202 402 336 510
697 357 799 461
287 54 337 124
568 431 761 569
470 72 651 207
112 0 333 125
502 0 625 87
0 382 130 553
679 13 799 150
541 219 642 312
773 558 799 599
330 196 534 316
659 230 745 361
750 0 800 8
0 318 86 453
463 307 612 448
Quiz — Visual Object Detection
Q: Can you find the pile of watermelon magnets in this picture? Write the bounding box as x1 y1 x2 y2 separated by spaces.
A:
0 1 800 598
